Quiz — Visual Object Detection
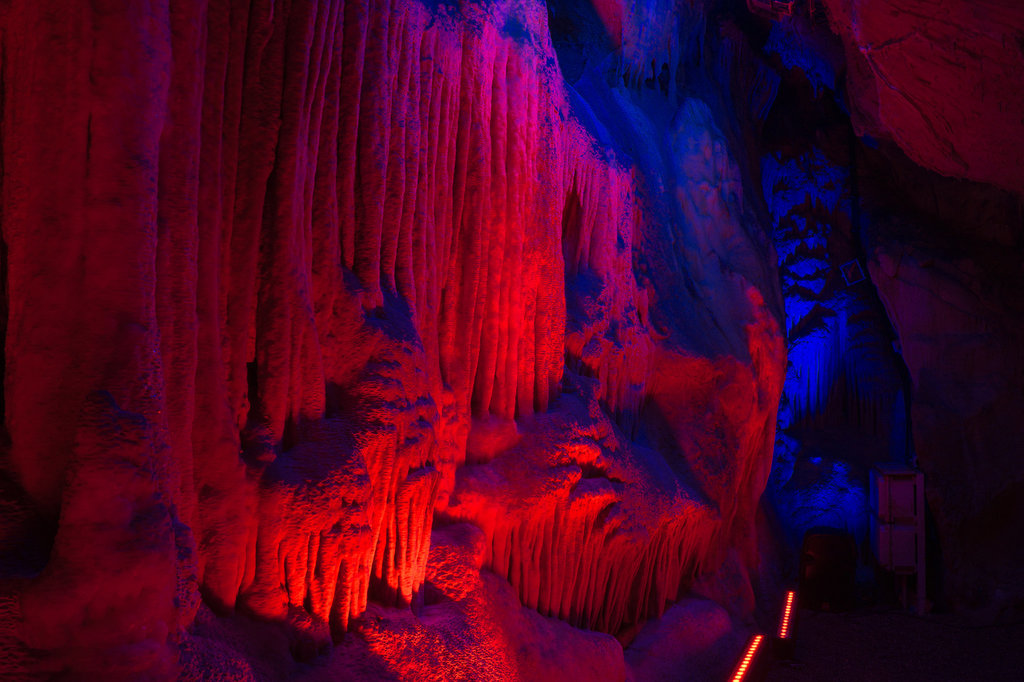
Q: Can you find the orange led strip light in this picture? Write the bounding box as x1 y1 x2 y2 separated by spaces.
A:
730 634 764 681
778 590 795 639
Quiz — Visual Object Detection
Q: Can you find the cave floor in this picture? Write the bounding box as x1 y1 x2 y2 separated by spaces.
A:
764 608 1024 681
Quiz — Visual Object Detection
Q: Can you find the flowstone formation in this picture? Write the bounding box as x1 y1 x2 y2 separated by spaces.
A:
0 0 784 678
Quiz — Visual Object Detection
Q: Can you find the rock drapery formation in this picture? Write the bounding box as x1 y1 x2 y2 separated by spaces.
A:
0 0 785 678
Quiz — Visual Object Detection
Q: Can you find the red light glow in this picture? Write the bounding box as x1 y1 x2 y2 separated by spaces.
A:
730 634 764 681
778 590 795 639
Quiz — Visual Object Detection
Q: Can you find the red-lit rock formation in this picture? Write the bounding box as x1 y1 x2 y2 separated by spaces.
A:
821 0 1024 194
0 0 785 678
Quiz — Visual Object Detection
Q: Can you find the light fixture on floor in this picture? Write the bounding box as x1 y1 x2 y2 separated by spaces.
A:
730 634 765 681
774 590 796 658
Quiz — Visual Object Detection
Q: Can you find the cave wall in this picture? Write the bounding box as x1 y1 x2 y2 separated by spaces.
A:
822 0 1024 614
756 0 1024 615
4 0 1017 676
0 0 786 678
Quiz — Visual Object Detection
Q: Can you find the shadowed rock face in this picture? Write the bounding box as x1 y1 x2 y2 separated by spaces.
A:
860 164 1024 616
870 238 1024 612
0 0 785 678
